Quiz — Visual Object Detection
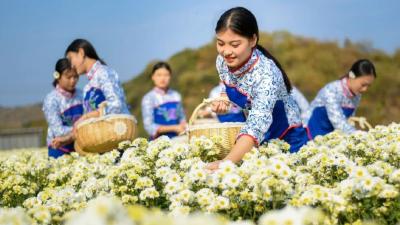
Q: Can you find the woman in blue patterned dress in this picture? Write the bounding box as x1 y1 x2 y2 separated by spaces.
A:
65 39 130 123
141 62 186 139
43 58 83 158
304 59 376 138
207 7 309 170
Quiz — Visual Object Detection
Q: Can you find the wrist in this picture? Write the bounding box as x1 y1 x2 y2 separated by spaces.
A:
93 110 101 117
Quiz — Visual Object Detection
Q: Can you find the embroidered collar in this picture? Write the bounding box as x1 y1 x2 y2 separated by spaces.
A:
341 77 356 98
56 85 75 98
86 60 101 80
228 48 260 77
154 87 170 95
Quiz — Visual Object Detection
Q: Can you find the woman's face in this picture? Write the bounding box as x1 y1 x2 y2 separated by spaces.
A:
152 67 171 90
349 74 375 95
66 48 86 75
58 69 79 92
216 28 257 69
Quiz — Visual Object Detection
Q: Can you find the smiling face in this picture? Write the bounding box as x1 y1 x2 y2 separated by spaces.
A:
348 74 375 95
152 67 171 90
216 28 257 69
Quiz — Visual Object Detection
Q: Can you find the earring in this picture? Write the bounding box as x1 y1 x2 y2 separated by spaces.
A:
349 71 356 79
53 71 60 79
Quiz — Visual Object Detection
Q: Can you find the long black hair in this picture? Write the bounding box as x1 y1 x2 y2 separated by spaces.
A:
151 61 172 76
215 7 292 93
52 58 72 87
350 59 377 78
65 39 106 65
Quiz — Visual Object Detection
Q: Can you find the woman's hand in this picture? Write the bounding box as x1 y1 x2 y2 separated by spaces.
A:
175 122 187 135
210 93 231 114
211 100 230 114
206 160 222 171
50 133 74 149
50 137 63 149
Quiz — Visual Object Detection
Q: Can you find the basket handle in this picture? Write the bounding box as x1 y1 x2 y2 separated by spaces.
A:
98 101 107 117
348 116 372 130
188 97 231 126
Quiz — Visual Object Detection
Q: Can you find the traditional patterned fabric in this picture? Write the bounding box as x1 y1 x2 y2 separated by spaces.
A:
83 61 130 115
141 88 186 138
304 78 361 138
291 86 309 121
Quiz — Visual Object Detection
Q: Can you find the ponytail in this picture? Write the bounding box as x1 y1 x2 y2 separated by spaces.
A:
256 45 292 93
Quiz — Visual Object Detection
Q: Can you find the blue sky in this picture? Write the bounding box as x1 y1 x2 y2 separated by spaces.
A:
0 0 399 107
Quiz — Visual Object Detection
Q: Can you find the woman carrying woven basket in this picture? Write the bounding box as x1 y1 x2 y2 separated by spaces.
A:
207 7 309 170
65 39 130 122
141 62 187 139
304 59 376 139
43 58 83 158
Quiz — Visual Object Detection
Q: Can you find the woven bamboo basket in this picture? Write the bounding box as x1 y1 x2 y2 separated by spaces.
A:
74 141 91 156
188 98 245 159
75 103 137 154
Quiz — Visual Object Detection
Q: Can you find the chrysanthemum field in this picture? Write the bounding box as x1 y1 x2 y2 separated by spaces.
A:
1 123 400 225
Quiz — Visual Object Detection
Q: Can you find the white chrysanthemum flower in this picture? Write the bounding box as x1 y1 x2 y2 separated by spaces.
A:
65 196 134 225
218 160 236 175
269 159 287 174
135 177 154 189
215 196 230 210
178 189 194 203
222 173 242 189
164 182 183 195
262 188 272 201
167 172 182 184
191 161 207 170
378 184 399 198
389 169 400 183
195 188 215 207
206 173 220 188
139 187 160 200
188 169 207 183
349 166 370 179
180 159 196 170
203 139 214 149
359 176 381 192
156 166 172 179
